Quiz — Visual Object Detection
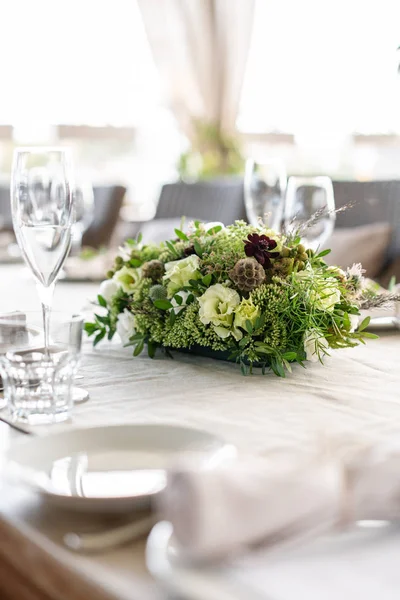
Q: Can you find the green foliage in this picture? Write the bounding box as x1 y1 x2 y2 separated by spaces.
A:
177 119 244 179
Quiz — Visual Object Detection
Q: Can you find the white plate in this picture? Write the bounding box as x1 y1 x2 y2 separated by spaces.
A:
146 521 400 600
3 424 236 513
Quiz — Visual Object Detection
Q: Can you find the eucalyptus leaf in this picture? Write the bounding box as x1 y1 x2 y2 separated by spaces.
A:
245 320 253 334
95 314 109 325
194 241 202 257
239 336 250 348
147 342 157 358
84 322 97 336
207 225 222 235
133 339 145 356
97 294 107 308
153 299 173 310
93 330 106 346
316 249 331 258
361 332 379 339
358 316 371 332
174 228 189 242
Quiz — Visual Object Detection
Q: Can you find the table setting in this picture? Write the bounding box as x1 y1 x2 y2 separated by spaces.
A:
1 146 400 600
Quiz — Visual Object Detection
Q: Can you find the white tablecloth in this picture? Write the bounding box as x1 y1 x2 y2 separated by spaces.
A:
1 264 400 600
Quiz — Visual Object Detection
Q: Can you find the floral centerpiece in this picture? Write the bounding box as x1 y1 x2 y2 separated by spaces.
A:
85 220 385 377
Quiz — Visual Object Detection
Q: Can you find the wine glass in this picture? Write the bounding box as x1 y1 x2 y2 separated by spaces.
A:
11 147 74 353
284 176 336 250
244 159 287 230
70 181 94 256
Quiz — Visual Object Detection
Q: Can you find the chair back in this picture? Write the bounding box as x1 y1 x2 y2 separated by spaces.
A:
155 179 247 225
0 185 12 231
83 185 126 248
332 180 400 261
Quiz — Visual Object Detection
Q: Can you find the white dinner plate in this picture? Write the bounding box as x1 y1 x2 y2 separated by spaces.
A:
3 424 236 513
146 521 400 600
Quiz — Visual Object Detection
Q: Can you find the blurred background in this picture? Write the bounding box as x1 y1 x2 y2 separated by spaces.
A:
1 0 400 282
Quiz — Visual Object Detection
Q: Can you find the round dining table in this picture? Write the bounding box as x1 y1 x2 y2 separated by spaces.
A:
1 262 400 600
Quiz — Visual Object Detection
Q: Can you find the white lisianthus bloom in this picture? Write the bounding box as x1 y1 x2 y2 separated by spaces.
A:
163 254 201 296
170 291 192 315
113 266 142 295
234 298 260 339
198 283 241 339
99 279 118 305
116 309 136 345
304 329 329 362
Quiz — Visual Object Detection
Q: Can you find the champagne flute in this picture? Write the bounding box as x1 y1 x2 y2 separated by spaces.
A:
11 147 74 354
244 159 287 230
284 176 336 250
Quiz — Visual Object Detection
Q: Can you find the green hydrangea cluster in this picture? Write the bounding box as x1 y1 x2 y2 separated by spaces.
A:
132 278 153 303
158 241 187 263
133 299 165 342
249 279 290 317
181 304 228 351
110 288 130 318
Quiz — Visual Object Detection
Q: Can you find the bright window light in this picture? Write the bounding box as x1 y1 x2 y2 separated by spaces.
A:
0 0 161 126
238 0 400 138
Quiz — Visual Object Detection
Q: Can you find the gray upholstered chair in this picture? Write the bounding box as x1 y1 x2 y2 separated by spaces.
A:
125 179 246 243
0 184 126 249
331 180 400 283
0 185 12 231
333 180 400 263
83 185 126 248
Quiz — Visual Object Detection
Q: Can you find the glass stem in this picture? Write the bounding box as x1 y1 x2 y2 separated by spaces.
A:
37 283 55 355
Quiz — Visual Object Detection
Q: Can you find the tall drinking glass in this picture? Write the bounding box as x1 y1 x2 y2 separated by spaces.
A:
11 148 74 353
244 159 287 230
284 176 336 250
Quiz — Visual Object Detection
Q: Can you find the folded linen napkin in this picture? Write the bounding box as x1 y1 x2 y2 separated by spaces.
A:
160 441 400 561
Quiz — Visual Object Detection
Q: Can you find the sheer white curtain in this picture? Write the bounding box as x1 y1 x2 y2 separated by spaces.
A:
137 0 255 138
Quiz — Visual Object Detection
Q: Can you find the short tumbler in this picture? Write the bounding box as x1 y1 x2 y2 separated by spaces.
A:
0 313 83 424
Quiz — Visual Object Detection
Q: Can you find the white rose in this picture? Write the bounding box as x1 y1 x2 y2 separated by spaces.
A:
99 279 118 305
163 254 201 296
113 266 142 294
304 329 329 362
116 309 136 345
198 283 241 339
170 291 191 315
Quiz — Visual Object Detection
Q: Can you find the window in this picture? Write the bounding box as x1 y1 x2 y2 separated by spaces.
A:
0 0 183 210
0 0 161 127
238 0 400 140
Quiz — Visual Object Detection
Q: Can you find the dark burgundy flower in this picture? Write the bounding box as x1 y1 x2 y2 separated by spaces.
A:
183 244 196 257
243 233 280 267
